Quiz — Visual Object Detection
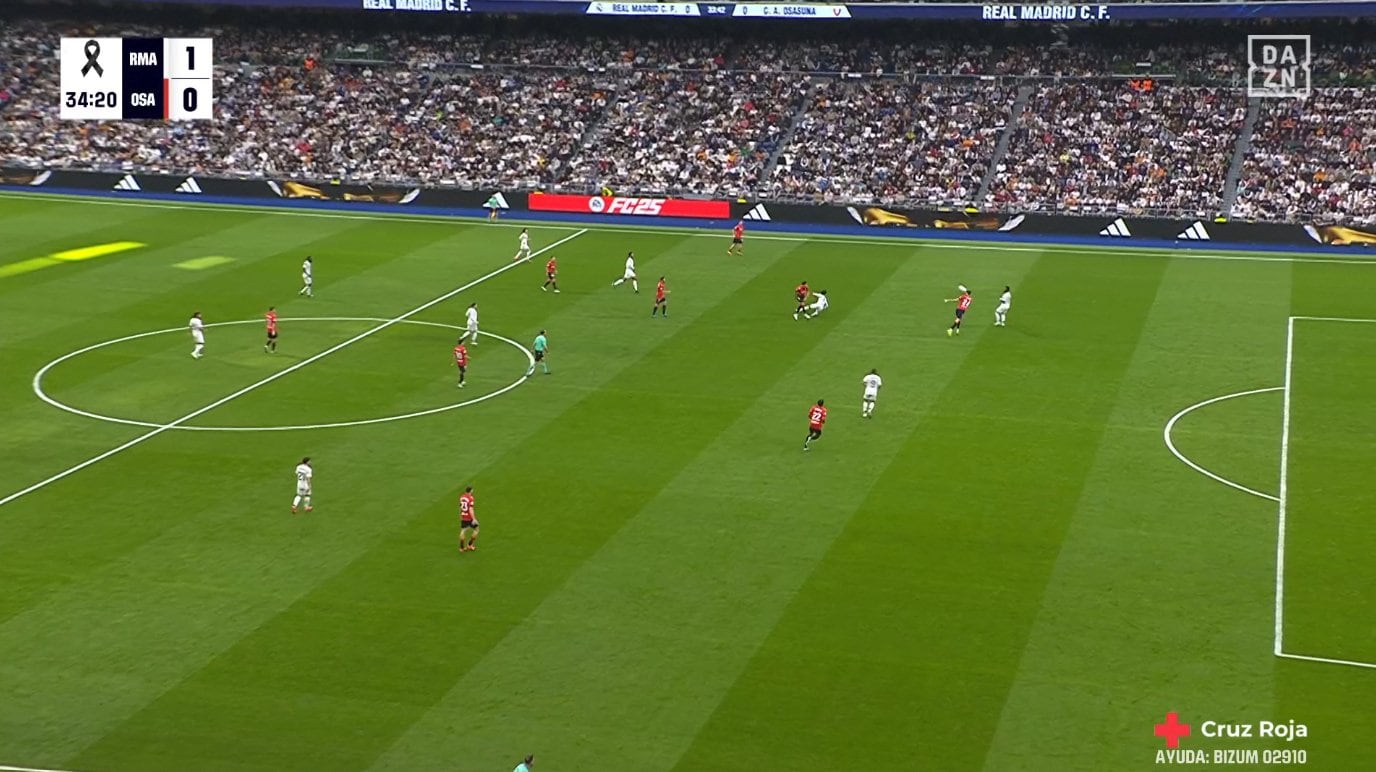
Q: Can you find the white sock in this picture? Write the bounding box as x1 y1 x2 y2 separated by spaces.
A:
632 280 639 292
613 278 623 286
293 495 302 507
303 496 311 508
193 344 203 356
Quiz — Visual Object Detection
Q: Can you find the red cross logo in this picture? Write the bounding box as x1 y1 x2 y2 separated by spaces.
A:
1155 712 1191 748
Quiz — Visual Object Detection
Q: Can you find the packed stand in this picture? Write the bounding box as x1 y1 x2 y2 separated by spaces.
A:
1233 89 1376 225
560 70 807 198
766 80 1014 207
2 13 1374 222
984 84 1245 217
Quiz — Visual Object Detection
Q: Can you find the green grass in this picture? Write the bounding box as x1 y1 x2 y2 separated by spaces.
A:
1 192 1374 771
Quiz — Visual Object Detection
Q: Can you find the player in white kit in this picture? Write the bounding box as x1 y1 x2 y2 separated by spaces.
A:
995 285 1012 326
861 369 883 417
299 256 314 298
292 457 313 513
513 228 531 262
803 290 830 319
189 311 205 358
464 302 480 345
612 251 639 293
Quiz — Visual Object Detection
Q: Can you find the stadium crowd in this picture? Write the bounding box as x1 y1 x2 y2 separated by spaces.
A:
562 70 805 198
1233 88 1376 225
1 16 1373 223
766 80 1014 206
986 84 1246 217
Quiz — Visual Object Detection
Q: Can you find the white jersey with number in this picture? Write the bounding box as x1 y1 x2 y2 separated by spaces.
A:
862 373 883 400
519 233 530 252
295 463 313 495
466 306 479 331
623 256 637 280
189 316 205 343
809 294 830 314
302 260 313 284
997 290 1011 311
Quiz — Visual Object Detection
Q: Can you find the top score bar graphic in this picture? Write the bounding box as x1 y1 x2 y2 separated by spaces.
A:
60 37 214 121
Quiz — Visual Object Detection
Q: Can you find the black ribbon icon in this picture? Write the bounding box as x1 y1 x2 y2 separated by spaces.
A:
81 39 103 77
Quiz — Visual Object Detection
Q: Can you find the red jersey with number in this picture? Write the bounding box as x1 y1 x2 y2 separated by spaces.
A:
454 345 468 367
808 405 828 429
957 293 972 311
733 223 744 240
796 283 810 302
656 280 666 300
265 311 277 334
460 492 475 521
546 258 557 275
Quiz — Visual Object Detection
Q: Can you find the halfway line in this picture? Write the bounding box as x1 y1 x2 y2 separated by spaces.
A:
0 229 586 508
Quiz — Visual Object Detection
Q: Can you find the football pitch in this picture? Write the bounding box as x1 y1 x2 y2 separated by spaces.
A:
2 191 1375 771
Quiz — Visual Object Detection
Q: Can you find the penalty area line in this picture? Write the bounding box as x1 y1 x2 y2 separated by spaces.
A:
0 765 85 772
0 229 585 508
1277 651 1376 671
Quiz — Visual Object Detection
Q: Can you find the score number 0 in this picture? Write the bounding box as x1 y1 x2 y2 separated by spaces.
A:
166 38 213 121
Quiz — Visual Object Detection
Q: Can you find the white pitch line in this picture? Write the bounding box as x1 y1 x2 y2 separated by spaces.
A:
32 317 536 431
1275 317 1295 655
1163 387 1282 503
0 765 84 772
1277 652 1376 670
7 190 1376 265
1289 315 1376 324
0 229 585 508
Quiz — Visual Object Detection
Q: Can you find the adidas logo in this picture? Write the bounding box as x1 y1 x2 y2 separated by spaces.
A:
1177 221 1211 241
113 174 141 192
485 192 510 210
1098 217 1132 238
174 177 202 194
742 203 772 222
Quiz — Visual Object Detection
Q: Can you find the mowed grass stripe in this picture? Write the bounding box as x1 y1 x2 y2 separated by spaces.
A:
669 250 1169 771
0 208 284 336
0 219 498 490
1284 320 1376 660
66 234 809 771
29 222 528 428
0 232 779 769
0 198 168 277
980 257 1293 772
368 243 1024 772
0 225 589 763
1275 261 1376 769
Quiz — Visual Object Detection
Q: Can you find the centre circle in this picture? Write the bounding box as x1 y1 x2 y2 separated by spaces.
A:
33 316 535 432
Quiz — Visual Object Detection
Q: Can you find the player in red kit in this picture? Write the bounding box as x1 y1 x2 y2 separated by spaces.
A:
542 256 560 293
793 281 811 320
264 307 278 353
454 338 469 388
945 285 973 336
459 486 479 552
652 276 669 317
803 399 827 451
728 221 744 256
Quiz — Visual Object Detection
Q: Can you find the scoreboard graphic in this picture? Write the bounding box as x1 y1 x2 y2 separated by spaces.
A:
60 37 214 121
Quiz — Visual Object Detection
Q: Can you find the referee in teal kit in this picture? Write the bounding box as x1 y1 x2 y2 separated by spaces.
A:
527 330 549 377
513 754 534 772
